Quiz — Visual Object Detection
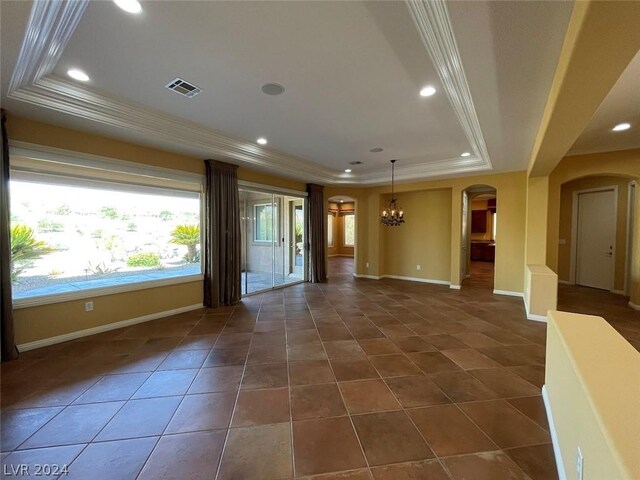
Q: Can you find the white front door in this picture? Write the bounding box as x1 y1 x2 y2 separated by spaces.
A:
576 189 616 290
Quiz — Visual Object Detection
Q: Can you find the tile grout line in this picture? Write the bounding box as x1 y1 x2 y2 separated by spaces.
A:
213 300 260 480
307 289 374 480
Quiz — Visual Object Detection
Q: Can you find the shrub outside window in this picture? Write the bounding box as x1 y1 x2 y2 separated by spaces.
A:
10 149 202 304
344 213 355 246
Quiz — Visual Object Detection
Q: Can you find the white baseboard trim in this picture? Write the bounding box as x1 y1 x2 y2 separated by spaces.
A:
353 273 382 280
352 273 450 286
542 385 567 480
629 301 640 311
449 284 461 290
527 313 548 323
493 289 524 298
383 275 450 286
17 303 204 352
610 289 626 296
524 298 548 323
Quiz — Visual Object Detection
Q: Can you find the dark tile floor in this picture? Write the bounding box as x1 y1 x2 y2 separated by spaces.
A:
2 257 636 479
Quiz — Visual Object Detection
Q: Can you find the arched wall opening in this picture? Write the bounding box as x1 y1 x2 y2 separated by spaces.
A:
460 184 498 291
327 195 356 278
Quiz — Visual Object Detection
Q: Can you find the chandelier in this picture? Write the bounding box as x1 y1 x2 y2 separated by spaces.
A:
381 159 404 226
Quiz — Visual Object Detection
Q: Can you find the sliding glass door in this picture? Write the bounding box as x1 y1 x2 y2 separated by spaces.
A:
240 187 306 294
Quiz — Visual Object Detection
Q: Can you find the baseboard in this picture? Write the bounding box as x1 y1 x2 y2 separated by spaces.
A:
353 273 382 280
524 297 548 323
352 273 450 286
493 289 524 298
629 301 640 311
328 254 354 258
542 385 567 480
527 313 548 323
610 289 626 296
383 275 450 286
558 280 571 285
449 284 461 290
17 303 204 352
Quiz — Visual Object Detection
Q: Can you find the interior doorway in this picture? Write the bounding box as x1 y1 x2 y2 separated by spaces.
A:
461 185 497 290
573 188 617 290
327 195 355 278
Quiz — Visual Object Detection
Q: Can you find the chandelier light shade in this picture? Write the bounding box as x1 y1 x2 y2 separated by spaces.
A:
381 159 405 227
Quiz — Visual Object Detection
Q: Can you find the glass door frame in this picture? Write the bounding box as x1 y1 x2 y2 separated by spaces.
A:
239 181 308 296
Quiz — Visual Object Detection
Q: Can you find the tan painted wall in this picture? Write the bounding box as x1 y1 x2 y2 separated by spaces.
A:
558 176 630 292
547 150 640 303
545 311 640 479
383 189 452 281
7 115 305 345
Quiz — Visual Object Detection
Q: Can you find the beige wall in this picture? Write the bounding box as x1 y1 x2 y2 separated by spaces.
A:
383 189 451 281
8 115 305 345
545 310 640 479
558 176 631 292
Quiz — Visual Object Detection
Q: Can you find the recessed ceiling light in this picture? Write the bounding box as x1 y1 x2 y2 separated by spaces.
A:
261 83 285 96
340 200 344 203
460 152 471 157
369 147 383 153
257 138 267 145
419 85 436 97
67 68 89 82
344 169 352 173
612 122 631 132
113 0 142 14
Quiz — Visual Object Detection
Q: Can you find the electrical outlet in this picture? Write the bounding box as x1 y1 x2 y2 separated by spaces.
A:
559 238 566 245
576 447 583 480
85 301 94 312
366 262 369 269
416 264 421 271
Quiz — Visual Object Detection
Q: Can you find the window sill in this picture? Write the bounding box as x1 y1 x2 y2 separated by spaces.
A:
12 274 204 309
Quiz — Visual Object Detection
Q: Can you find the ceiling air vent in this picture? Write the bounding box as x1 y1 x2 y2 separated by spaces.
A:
165 78 202 98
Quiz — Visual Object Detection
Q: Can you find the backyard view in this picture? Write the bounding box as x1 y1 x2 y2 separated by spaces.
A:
10 180 201 300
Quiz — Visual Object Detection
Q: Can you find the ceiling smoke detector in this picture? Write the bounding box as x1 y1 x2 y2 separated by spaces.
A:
369 148 383 153
261 83 285 96
349 161 363 165
165 78 202 98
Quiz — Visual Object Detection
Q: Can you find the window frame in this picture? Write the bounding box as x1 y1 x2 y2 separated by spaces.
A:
9 143 205 309
327 212 334 247
253 202 279 243
343 213 355 246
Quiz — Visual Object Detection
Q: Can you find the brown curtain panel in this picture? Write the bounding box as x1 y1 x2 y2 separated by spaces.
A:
1 110 18 361
203 160 241 308
307 183 327 283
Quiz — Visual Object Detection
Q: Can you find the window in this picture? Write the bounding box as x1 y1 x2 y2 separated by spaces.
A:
327 213 334 246
10 149 202 304
254 203 277 242
344 214 355 246
492 212 497 240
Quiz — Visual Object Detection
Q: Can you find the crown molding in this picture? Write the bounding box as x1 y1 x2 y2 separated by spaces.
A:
7 0 494 186
8 0 89 94
406 0 492 171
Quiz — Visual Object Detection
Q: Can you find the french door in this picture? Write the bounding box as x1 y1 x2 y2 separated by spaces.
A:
239 186 307 295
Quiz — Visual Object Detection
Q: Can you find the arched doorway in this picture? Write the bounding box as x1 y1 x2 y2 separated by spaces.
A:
461 185 497 290
327 195 355 278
